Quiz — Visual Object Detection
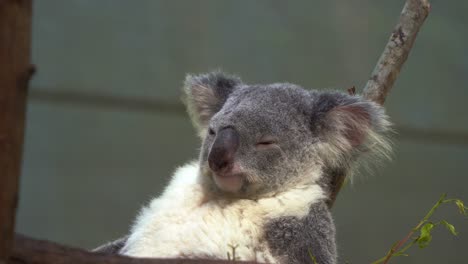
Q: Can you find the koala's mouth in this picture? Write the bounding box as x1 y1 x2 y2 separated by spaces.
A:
212 172 245 193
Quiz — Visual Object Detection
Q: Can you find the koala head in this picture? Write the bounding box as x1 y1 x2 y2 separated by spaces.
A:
183 71 391 199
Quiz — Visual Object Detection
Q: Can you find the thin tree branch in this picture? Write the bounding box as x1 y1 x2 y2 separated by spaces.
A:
0 1 33 263
328 0 431 208
363 0 431 104
11 234 258 264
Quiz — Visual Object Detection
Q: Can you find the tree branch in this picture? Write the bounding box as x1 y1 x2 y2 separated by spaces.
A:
0 1 33 263
11 234 258 264
362 0 431 104
328 0 431 208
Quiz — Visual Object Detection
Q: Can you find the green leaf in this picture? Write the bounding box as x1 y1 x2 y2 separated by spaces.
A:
417 223 434 248
440 220 458 236
455 200 467 216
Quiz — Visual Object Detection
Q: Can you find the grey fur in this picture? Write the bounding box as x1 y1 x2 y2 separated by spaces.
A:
95 71 391 263
183 71 242 135
264 201 336 264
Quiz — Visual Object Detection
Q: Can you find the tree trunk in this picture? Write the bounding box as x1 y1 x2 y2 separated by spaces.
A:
0 0 33 262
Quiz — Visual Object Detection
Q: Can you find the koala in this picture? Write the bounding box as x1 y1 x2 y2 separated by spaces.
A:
94 72 391 264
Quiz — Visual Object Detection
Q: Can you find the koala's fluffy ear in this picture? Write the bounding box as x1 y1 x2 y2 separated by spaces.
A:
183 71 242 136
312 92 392 167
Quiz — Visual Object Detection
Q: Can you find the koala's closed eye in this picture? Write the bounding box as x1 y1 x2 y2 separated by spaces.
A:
255 136 278 150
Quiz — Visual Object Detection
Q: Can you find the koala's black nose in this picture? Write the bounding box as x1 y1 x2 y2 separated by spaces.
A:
208 127 240 174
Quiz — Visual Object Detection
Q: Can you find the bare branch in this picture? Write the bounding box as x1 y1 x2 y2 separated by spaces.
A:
363 0 431 105
0 1 32 262
11 234 259 264
328 0 431 208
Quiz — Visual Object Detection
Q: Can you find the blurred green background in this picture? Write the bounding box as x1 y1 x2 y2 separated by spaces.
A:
17 0 468 263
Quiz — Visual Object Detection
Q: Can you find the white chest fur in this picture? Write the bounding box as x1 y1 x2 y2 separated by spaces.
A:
122 163 324 262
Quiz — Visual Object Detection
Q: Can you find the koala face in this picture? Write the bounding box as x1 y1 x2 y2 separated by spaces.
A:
184 72 391 199
199 85 316 197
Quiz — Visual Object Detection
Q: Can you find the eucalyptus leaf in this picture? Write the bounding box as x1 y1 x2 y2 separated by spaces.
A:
417 223 434 248
440 220 458 236
455 200 466 216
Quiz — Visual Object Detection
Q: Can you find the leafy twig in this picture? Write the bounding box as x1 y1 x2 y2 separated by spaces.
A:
372 194 468 264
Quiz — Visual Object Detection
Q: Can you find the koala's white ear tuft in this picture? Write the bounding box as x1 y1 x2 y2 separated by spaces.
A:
327 103 374 147
183 71 241 137
313 92 392 167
